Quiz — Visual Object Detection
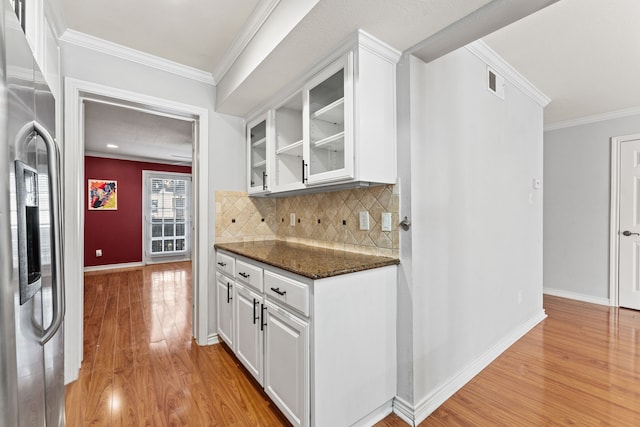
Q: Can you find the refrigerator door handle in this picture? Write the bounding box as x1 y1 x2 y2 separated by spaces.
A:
33 121 65 345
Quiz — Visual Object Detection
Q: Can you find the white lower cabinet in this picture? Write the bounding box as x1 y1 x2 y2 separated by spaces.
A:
215 272 234 349
264 300 309 427
215 249 396 427
234 282 264 385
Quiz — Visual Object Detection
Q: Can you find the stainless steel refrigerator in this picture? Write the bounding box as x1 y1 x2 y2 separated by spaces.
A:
0 0 65 425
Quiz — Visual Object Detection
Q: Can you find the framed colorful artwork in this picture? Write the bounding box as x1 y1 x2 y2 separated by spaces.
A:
88 179 117 210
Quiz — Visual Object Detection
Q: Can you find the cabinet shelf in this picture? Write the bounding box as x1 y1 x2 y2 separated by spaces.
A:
312 131 345 151
311 97 344 124
252 137 267 147
276 140 303 156
252 160 266 168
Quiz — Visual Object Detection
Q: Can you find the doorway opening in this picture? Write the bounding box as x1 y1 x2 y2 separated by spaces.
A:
64 78 210 384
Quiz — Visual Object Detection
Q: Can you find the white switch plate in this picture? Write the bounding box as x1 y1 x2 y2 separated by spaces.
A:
96 249 102 257
381 213 392 231
290 213 296 226
359 211 370 230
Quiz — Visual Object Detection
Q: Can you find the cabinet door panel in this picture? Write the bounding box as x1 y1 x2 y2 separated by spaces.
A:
247 114 271 194
264 301 309 427
235 283 264 385
216 272 234 349
303 53 354 185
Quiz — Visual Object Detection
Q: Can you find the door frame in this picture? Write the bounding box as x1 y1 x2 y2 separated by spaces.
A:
608 133 640 307
63 78 210 384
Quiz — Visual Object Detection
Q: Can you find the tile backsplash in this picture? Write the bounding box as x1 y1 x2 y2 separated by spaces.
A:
215 185 399 257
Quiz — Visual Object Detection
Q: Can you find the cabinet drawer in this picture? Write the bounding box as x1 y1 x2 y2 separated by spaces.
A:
216 252 235 277
264 271 309 317
236 260 264 292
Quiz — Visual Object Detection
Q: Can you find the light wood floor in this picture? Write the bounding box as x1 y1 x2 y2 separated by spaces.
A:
66 263 640 426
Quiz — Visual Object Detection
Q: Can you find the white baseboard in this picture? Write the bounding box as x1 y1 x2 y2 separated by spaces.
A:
392 397 415 426
207 333 220 346
543 288 610 306
394 310 547 425
352 399 394 427
83 261 143 272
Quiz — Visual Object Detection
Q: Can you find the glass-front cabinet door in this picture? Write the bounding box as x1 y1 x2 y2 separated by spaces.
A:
273 92 304 192
247 114 271 194
303 53 354 185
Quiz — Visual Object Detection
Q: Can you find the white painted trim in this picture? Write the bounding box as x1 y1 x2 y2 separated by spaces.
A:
83 262 143 273
63 77 211 384
400 310 547 426
465 40 550 108
351 399 394 427
84 151 191 167
608 133 640 308
358 29 402 65
208 334 220 346
59 29 215 85
543 288 610 306
392 397 415 426
545 107 640 132
212 0 281 83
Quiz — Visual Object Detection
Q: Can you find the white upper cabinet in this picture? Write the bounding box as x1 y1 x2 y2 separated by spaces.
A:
246 30 400 195
303 54 352 185
247 113 272 195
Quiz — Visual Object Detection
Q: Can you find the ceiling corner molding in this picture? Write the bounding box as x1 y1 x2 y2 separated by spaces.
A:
358 29 401 64
212 0 281 83
544 106 640 132
60 29 215 85
466 40 550 107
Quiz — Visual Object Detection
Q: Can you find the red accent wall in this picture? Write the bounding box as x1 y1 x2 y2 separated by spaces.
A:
84 156 191 267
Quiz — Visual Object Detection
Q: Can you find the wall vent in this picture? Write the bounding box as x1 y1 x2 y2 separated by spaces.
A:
487 67 505 99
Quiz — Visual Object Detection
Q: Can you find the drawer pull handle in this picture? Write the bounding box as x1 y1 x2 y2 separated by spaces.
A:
270 287 286 296
239 272 250 279
217 261 226 267
253 298 260 324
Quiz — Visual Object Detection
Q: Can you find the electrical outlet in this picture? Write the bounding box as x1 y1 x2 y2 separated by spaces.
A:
290 213 296 226
359 211 370 230
96 249 102 257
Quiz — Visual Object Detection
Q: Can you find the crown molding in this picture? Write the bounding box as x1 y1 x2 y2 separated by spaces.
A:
544 106 640 132
60 29 215 85
465 40 550 108
212 0 281 83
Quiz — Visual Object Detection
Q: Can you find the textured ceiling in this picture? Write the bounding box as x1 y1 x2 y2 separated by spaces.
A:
83 101 193 165
483 0 640 126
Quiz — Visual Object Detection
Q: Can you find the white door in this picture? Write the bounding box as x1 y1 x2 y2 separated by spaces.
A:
216 273 234 349
619 138 640 309
234 283 264 385
264 301 309 427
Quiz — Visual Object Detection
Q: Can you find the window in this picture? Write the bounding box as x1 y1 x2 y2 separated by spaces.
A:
144 172 192 262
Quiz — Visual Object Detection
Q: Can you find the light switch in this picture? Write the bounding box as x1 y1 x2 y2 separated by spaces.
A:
533 178 542 189
290 213 296 226
359 211 370 230
381 213 392 232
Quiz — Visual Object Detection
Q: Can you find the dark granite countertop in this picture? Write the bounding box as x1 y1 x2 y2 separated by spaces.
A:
214 240 399 280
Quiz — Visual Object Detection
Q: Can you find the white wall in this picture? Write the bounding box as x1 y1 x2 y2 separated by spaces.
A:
396 46 545 422
61 42 246 337
544 114 640 301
